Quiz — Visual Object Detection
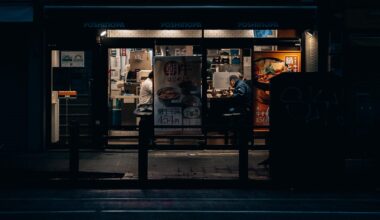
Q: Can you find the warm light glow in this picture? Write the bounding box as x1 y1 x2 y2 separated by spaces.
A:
306 30 314 38
100 30 107 37
107 30 202 38
204 30 254 38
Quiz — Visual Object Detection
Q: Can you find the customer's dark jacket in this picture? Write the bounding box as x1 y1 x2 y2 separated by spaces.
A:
232 79 252 112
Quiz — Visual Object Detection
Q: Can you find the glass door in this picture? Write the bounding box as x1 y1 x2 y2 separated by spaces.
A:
107 48 154 148
49 49 93 147
205 43 254 180
149 43 209 179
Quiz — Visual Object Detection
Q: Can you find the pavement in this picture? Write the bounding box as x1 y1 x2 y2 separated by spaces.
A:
0 149 269 181
1 149 379 219
0 189 379 219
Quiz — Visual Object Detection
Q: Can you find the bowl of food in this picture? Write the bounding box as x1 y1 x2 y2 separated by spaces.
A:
157 87 181 106
254 58 285 84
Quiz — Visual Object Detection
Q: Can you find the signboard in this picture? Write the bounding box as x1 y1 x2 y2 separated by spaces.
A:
253 51 301 126
160 22 202 29
61 51 85 67
154 56 202 134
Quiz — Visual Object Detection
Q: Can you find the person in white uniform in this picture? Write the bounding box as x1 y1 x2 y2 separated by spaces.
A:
137 71 153 112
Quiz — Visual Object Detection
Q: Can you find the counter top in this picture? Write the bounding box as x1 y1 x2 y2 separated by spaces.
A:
111 95 139 99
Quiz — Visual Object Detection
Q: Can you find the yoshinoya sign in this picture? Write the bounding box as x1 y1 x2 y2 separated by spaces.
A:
82 21 279 29
83 22 126 29
83 21 201 29
160 22 202 29
237 22 280 29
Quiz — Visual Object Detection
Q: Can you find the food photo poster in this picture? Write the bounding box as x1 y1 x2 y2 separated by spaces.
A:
154 56 202 134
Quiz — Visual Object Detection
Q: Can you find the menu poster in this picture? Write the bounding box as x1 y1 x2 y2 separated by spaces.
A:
61 51 85 67
253 51 301 126
154 56 202 135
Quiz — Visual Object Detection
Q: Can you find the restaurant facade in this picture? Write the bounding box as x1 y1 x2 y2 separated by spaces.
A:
3 0 372 186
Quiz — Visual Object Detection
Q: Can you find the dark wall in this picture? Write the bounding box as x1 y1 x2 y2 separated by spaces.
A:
269 73 345 186
0 24 31 151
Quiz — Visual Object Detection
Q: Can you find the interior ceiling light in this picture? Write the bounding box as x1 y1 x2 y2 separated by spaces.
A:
306 30 314 37
100 30 107 37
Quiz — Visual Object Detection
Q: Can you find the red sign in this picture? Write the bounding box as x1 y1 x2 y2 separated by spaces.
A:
121 48 126 56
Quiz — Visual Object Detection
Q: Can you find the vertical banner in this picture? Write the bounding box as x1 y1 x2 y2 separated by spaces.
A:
154 56 202 135
253 51 301 126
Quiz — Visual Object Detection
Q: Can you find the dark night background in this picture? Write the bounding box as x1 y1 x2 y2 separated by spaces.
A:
0 0 380 219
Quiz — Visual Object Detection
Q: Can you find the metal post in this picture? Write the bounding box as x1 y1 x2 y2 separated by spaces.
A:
138 115 152 182
65 97 69 144
317 0 329 73
237 115 248 181
69 120 79 178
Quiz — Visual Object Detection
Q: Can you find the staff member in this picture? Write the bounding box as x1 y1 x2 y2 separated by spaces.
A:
137 71 154 112
135 71 154 148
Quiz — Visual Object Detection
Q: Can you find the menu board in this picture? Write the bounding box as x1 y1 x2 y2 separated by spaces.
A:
154 56 202 134
253 51 301 126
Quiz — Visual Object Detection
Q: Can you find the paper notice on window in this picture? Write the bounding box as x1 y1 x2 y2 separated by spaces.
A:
212 72 240 90
61 51 85 67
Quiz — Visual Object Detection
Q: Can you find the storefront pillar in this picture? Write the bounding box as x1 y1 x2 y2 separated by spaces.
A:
27 1 45 152
317 0 329 73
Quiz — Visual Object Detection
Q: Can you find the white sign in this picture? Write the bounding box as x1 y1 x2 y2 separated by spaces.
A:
154 56 202 134
61 51 85 67
212 72 241 90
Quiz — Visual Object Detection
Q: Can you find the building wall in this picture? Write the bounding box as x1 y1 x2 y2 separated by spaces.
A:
0 24 31 151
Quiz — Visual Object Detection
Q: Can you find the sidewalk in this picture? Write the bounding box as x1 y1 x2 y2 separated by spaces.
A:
0 149 269 181
0 188 379 220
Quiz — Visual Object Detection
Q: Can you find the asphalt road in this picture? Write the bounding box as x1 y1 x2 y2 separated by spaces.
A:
0 189 379 219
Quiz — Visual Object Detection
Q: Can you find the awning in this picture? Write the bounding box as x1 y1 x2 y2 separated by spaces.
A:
44 5 317 30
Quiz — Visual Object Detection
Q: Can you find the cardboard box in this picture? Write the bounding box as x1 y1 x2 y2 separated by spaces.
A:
129 50 152 71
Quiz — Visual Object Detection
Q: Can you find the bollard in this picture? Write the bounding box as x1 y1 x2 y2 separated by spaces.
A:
237 117 248 181
69 120 79 178
138 113 153 182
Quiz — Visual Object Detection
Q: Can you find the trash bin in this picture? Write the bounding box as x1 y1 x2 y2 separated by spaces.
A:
112 99 123 127
112 108 121 127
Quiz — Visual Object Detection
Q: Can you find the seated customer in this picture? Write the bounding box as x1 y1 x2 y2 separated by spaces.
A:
228 74 253 146
229 74 252 114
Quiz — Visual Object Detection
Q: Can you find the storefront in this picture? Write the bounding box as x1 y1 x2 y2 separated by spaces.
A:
41 1 321 183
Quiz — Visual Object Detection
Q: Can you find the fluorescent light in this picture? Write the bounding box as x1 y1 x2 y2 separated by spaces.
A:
306 30 313 38
100 30 107 37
